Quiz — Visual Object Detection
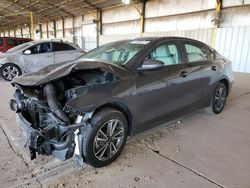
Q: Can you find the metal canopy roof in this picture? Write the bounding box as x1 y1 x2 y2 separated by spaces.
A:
0 0 127 31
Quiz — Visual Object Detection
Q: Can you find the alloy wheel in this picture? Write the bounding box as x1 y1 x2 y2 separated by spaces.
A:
93 119 125 161
2 65 19 81
214 86 227 112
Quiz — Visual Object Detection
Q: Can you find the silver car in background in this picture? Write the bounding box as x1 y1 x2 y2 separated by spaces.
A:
0 40 85 81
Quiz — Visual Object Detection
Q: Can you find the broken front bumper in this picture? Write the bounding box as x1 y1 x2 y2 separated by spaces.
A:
16 113 77 161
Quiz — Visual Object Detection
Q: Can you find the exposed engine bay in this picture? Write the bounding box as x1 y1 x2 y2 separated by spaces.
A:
10 68 118 161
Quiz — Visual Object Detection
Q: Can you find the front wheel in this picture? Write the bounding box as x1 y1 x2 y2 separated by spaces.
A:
82 108 128 167
206 82 228 114
0 63 21 81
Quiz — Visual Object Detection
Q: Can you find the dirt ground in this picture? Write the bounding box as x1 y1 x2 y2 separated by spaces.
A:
0 73 250 188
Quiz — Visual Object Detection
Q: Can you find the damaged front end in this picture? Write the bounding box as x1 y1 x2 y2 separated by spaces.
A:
9 62 120 161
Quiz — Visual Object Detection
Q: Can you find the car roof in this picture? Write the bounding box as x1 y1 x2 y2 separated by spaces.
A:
32 40 71 44
107 36 208 46
23 40 79 48
134 36 203 43
132 36 214 50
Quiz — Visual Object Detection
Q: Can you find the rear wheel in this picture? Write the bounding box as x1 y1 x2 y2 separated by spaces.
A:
206 82 228 114
0 63 21 81
82 108 128 167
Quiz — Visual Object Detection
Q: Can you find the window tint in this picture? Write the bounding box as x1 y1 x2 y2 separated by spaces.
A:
39 43 51 53
26 42 51 54
52 42 75 52
185 43 208 63
146 43 180 66
7 39 14 46
28 44 40 54
0 39 3 46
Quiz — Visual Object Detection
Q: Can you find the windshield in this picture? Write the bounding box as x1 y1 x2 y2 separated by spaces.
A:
7 42 34 53
77 40 150 66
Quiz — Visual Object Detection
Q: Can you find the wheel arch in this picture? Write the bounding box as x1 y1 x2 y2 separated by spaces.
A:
92 101 134 136
0 62 22 81
1 62 22 72
218 76 229 96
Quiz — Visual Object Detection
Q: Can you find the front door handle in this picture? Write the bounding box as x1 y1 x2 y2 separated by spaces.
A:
180 71 189 77
211 65 217 71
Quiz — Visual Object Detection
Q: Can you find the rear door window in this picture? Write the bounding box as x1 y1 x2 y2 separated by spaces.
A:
39 43 52 53
184 43 208 63
52 42 76 52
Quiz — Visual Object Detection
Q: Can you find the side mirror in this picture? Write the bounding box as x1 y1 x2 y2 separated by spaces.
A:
23 49 31 55
137 59 164 71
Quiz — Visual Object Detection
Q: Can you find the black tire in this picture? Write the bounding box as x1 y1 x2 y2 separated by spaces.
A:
82 108 128 168
206 82 228 114
0 63 21 81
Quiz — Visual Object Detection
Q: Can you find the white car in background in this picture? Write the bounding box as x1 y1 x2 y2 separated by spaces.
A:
0 40 85 81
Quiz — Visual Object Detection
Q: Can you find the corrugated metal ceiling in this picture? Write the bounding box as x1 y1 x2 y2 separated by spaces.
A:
0 0 130 31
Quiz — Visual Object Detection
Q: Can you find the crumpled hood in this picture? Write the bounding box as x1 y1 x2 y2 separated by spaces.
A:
13 60 130 86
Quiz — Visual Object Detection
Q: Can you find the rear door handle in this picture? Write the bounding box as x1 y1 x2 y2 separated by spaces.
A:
211 65 217 71
180 71 189 77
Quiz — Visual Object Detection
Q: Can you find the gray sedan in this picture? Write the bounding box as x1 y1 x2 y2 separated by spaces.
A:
0 40 84 81
10 37 233 167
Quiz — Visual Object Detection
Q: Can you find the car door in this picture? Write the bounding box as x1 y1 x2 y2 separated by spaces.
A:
131 40 204 130
52 42 81 63
181 40 219 105
21 42 53 73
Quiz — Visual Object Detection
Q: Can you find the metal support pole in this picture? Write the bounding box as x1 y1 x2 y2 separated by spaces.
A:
39 24 43 39
29 25 31 38
53 20 57 38
62 18 65 38
20 27 23 38
210 0 223 47
131 0 147 35
72 16 76 43
14 29 16 37
97 10 102 47
30 11 34 39
46 23 49 38
98 10 103 36
8 30 10 37
141 0 146 34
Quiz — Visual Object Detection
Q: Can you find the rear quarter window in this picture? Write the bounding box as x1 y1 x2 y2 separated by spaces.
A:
184 43 209 63
52 42 76 52
0 39 3 46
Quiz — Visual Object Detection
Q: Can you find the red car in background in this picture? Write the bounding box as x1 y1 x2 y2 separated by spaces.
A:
0 37 32 52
